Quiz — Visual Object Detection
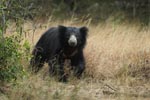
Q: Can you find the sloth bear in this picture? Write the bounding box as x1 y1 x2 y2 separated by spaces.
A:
30 25 88 82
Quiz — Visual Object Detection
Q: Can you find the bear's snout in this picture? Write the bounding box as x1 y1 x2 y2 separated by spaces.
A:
68 35 77 47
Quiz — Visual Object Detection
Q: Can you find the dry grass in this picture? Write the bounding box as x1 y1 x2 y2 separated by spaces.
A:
85 24 150 80
1 19 150 100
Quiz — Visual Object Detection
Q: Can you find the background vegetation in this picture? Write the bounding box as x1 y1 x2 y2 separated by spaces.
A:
28 0 149 24
0 0 150 100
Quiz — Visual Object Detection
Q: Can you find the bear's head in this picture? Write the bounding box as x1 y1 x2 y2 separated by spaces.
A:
58 25 88 49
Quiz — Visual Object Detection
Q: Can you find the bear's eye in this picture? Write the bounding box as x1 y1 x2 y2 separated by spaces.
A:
66 36 70 39
75 35 81 40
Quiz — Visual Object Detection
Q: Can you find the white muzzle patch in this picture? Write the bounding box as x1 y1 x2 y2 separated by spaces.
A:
68 35 77 47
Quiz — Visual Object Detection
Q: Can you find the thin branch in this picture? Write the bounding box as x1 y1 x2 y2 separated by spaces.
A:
1 7 6 36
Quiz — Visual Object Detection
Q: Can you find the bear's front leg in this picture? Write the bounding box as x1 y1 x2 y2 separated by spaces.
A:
73 62 85 78
71 52 85 78
58 58 67 82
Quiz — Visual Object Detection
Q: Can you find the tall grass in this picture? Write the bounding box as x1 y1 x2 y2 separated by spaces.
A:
2 19 150 100
85 24 150 80
10 19 150 83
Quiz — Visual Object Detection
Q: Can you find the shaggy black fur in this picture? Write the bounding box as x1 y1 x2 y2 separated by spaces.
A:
30 25 88 82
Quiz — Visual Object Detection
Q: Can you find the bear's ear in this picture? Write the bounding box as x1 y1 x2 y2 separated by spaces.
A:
58 25 67 33
80 26 88 37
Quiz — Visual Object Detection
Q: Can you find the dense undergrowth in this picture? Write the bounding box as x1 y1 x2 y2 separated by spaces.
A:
0 33 30 82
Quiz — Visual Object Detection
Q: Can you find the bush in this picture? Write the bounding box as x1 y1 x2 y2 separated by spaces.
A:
0 34 29 82
0 0 32 82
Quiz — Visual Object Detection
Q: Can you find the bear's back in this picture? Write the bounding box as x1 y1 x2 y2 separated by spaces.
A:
35 27 62 56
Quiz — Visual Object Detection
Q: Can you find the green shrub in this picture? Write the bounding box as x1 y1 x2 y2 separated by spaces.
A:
0 34 29 82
